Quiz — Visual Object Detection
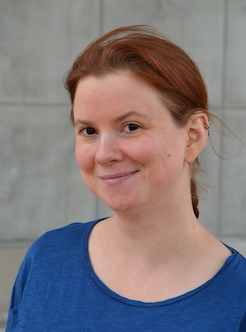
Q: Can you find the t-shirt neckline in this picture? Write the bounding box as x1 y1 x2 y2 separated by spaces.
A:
82 218 238 307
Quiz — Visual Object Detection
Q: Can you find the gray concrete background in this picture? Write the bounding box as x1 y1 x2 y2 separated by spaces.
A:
1 0 246 328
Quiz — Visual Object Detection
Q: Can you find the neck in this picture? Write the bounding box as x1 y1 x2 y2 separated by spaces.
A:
106 203 205 267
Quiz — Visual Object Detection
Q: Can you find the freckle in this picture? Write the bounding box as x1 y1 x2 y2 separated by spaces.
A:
167 153 171 158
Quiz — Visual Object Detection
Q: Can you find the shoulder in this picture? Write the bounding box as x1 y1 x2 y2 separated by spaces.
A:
222 248 246 283
200 249 246 304
36 220 95 243
226 248 246 279
231 251 246 287
9 220 102 308
17 219 102 277
213 249 246 304
28 220 99 256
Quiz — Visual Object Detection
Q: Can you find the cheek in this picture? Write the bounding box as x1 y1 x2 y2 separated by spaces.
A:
126 139 156 164
131 137 172 164
75 145 97 195
75 143 95 173
136 137 183 181
127 141 172 180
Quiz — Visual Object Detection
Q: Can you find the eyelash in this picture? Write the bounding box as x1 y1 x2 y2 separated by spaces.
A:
80 127 98 136
78 122 141 137
123 123 141 132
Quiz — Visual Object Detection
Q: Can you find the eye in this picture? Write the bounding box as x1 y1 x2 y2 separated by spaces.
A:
80 127 98 136
123 123 141 133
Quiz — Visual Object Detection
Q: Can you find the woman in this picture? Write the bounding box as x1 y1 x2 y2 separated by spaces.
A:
7 25 246 331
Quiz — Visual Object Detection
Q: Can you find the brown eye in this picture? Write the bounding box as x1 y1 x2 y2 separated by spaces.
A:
124 123 140 132
82 127 97 136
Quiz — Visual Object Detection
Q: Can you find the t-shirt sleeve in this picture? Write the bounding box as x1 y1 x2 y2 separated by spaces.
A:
6 222 90 331
5 245 34 331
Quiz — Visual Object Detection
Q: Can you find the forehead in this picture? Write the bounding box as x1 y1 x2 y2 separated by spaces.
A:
73 72 165 114
75 72 157 95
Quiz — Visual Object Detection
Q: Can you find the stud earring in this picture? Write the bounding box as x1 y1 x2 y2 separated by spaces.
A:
186 157 191 165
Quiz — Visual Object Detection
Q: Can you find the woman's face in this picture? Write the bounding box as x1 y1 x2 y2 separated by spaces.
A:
73 72 189 214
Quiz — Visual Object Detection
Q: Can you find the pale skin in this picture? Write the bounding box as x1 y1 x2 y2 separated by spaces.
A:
73 71 232 302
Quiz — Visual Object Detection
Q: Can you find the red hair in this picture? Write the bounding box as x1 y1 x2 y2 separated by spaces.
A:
64 25 209 218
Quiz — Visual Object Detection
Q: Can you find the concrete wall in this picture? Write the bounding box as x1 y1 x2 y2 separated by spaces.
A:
1 0 246 328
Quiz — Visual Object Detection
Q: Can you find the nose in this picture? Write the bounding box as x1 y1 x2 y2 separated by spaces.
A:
95 134 123 165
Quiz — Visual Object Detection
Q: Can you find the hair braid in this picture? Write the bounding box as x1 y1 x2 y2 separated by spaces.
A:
191 177 199 218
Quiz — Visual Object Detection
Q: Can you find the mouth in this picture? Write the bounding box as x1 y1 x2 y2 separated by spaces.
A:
99 171 139 184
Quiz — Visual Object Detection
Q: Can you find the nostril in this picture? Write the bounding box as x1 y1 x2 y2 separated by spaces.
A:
95 138 123 165
96 158 114 165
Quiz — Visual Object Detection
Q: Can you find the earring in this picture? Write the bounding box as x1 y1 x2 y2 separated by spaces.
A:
186 157 191 165
204 122 210 135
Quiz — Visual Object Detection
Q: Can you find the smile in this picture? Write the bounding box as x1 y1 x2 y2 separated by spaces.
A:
99 171 139 184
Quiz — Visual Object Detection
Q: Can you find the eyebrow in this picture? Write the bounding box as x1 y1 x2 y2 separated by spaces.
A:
113 111 151 122
74 110 150 127
74 119 93 127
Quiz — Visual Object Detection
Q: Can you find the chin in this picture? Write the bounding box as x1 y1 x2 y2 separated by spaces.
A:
101 194 143 214
103 200 132 213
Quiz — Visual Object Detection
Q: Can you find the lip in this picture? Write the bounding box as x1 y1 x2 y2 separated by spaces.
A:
99 171 139 184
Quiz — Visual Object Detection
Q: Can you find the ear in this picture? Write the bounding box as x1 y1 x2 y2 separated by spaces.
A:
185 112 209 163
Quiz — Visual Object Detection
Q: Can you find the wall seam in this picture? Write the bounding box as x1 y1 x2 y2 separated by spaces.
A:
99 0 104 34
217 0 229 237
95 0 104 219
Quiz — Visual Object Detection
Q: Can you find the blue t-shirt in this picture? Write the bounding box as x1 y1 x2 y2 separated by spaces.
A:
6 220 246 331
